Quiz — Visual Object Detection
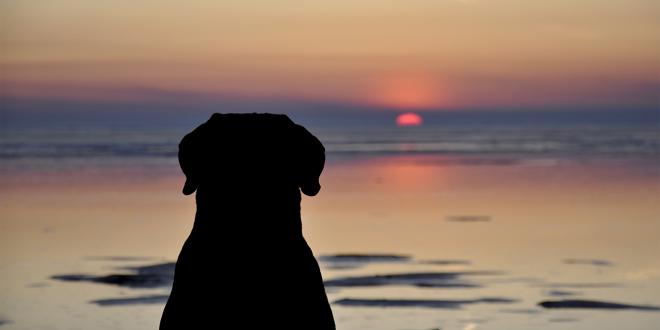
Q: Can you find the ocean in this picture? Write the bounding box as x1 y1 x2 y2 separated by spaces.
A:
0 114 659 329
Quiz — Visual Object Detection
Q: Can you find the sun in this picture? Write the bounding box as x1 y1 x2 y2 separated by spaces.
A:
396 112 423 127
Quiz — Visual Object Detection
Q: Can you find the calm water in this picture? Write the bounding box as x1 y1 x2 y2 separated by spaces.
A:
0 119 659 329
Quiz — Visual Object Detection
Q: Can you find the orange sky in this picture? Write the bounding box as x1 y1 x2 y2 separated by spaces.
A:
1 0 658 110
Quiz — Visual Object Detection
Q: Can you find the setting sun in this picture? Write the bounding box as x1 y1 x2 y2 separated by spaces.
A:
396 112 423 127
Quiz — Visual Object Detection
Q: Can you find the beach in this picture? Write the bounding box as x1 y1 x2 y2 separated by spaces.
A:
1 120 659 329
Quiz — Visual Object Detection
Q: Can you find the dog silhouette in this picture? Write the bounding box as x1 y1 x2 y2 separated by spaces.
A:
160 113 335 329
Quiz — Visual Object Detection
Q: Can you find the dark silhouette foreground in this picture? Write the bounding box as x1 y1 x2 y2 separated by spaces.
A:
160 113 335 329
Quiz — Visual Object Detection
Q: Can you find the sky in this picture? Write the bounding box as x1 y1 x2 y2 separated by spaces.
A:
1 0 658 115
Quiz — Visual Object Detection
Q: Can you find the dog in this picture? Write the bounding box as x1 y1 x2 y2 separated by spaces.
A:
159 113 335 329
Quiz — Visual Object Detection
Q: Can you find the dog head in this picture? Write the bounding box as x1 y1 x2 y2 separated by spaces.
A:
178 113 325 197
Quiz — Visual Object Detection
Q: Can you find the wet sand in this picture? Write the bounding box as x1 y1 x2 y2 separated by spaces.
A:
1 154 659 329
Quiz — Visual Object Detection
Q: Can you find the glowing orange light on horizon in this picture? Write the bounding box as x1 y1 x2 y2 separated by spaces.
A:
365 74 444 110
396 112 423 127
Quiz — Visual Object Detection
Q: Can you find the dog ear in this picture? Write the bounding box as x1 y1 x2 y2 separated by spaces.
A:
178 123 206 195
295 124 325 196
